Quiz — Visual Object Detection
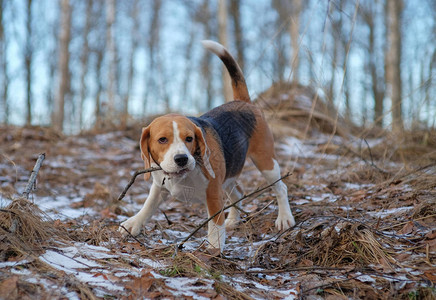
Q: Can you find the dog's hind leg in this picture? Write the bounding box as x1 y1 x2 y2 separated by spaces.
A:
248 121 295 231
258 158 295 230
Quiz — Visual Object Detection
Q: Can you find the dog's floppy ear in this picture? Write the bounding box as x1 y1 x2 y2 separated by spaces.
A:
140 126 152 181
194 126 216 179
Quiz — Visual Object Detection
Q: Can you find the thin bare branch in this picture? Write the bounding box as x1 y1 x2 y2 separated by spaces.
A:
117 167 162 201
22 153 46 199
178 172 292 249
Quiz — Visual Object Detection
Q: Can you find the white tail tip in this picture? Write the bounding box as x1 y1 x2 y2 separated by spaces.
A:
201 40 226 56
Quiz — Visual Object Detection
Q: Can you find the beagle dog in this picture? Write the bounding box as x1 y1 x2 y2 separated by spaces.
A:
119 40 295 250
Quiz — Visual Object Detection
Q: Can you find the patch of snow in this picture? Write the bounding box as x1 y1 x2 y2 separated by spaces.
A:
0 260 30 268
40 247 126 294
0 197 12 207
40 249 100 271
11 268 32 276
224 273 298 300
164 277 215 300
163 229 190 240
140 258 166 269
355 272 376 283
35 195 97 220
343 182 373 190
72 242 118 260
368 207 414 218
293 199 309 205
339 206 353 211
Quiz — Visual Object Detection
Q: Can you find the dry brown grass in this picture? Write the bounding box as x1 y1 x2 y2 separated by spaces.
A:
0 198 66 261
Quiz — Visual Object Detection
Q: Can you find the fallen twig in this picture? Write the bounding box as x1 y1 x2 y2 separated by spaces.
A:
119 225 150 249
178 173 292 249
117 167 162 201
22 153 46 199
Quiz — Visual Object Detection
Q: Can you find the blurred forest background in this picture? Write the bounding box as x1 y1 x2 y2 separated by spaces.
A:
0 0 435 134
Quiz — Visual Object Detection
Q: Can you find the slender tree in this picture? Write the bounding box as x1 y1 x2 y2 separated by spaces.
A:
181 26 196 112
385 0 404 133
92 0 105 129
106 0 116 118
360 2 385 127
143 0 162 114
328 1 341 108
46 14 58 127
78 0 92 130
230 0 244 71
272 0 302 83
197 0 214 110
25 0 33 125
52 0 72 131
218 0 232 102
0 0 9 124
95 49 104 128
289 0 302 83
122 0 139 128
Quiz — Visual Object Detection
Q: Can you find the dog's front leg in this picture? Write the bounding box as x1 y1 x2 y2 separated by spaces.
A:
119 183 168 236
206 183 226 250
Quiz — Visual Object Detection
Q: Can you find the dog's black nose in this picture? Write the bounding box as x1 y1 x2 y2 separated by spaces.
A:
174 154 189 167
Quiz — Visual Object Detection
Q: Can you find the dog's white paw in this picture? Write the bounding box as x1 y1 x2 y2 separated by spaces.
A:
275 212 296 231
208 222 226 251
225 218 240 230
119 216 143 236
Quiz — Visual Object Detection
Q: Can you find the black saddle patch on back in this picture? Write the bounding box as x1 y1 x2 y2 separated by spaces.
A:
189 101 256 178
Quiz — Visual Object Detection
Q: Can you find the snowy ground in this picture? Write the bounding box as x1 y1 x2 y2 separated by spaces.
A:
0 126 435 299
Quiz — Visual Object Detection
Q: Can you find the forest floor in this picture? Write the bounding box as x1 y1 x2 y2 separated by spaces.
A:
0 117 435 299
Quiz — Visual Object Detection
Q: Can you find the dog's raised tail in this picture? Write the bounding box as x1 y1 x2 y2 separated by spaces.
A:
202 40 250 103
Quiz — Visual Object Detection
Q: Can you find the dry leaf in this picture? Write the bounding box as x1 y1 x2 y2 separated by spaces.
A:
92 272 109 280
424 272 436 284
0 276 18 299
126 270 155 295
100 207 117 219
394 252 411 262
397 221 414 235
425 230 436 240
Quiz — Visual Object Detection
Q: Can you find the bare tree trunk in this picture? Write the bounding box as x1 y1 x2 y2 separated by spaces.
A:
341 0 353 122
46 12 60 125
122 0 139 128
370 16 383 126
289 0 301 83
25 0 33 125
143 0 162 115
385 0 404 133
327 1 340 109
106 0 116 119
199 0 214 110
328 35 338 108
95 50 104 128
361 2 385 127
425 50 436 126
52 0 71 131
181 27 195 111
0 0 9 124
218 0 232 102
79 0 92 130
230 0 244 71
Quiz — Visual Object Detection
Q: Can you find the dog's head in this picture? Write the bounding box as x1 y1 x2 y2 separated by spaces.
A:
140 114 215 180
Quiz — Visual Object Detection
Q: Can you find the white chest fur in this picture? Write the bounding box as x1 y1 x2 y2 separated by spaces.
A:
151 164 209 203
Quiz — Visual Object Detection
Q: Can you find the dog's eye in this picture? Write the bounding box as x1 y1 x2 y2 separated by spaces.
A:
185 136 193 143
158 137 168 144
